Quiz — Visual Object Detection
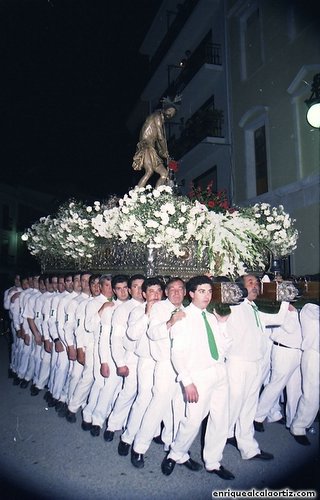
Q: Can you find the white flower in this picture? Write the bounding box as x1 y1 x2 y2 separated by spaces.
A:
86 206 92 213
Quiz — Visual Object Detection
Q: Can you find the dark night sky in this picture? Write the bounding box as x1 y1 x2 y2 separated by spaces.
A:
0 0 162 202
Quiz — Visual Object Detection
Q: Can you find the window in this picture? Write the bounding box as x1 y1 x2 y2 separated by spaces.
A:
240 107 269 198
254 125 268 195
240 5 264 79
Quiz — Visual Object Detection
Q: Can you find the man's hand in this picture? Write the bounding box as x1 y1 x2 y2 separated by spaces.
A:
77 348 85 365
34 333 42 346
67 345 77 361
44 339 52 353
54 340 64 353
24 333 31 346
167 309 186 329
100 363 110 378
184 383 199 403
117 366 129 377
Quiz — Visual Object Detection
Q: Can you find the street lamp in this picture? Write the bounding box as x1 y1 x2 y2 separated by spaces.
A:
305 73 320 128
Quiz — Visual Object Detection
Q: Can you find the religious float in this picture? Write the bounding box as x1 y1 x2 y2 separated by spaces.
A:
21 182 311 306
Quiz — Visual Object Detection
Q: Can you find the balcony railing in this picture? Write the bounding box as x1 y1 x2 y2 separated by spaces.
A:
149 0 199 76
168 106 224 159
166 42 222 96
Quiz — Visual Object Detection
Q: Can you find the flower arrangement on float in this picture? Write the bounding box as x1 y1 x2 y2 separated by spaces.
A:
21 185 298 278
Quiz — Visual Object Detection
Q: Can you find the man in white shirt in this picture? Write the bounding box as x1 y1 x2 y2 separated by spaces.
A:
131 277 186 469
117 277 164 456
161 275 234 480
226 274 290 461
290 302 319 445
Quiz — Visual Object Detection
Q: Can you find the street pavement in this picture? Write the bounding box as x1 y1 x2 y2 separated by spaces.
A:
0 334 319 500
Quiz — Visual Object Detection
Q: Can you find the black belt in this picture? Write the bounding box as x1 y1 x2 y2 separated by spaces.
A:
273 341 292 349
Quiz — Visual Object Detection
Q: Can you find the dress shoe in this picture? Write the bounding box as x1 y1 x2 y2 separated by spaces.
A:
182 458 202 471
48 397 58 408
118 439 131 456
226 437 238 448
253 420 265 432
13 376 22 386
8 368 15 379
292 434 311 446
153 435 164 445
44 390 52 402
55 401 65 412
20 379 29 389
30 386 40 396
65 410 76 423
207 465 235 480
275 417 286 425
131 450 145 469
250 450 274 460
57 403 68 418
81 421 92 431
161 456 175 476
90 425 101 437
103 429 114 442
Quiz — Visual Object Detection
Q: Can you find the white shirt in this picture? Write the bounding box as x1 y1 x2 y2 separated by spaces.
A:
170 302 231 387
300 303 319 352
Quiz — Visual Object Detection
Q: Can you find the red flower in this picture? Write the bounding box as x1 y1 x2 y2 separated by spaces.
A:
208 200 215 208
168 160 179 172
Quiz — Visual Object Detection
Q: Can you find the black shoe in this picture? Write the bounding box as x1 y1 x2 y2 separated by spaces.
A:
8 368 15 379
292 434 311 446
250 450 274 460
226 437 238 448
253 420 265 432
47 397 58 408
131 450 144 469
65 410 76 423
30 386 40 396
118 439 131 456
44 390 52 402
207 465 235 480
57 403 68 418
103 429 114 442
13 376 22 386
182 458 202 471
161 456 175 476
90 425 101 437
55 401 65 412
153 435 164 445
81 421 92 431
20 379 29 389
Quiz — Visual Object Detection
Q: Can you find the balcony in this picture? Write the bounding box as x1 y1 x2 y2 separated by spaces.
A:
166 41 222 97
168 105 224 160
149 0 199 76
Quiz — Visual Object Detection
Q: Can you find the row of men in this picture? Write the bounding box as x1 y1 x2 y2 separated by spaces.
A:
3 271 319 479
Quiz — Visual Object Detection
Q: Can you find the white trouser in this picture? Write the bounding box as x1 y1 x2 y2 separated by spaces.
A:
227 357 261 459
32 344 43 385
17 339 32 379
66 360 84 405
168 364 229 471
36 348 51 390
133 359 185 454
107 351 138 432
88 363 122 428
15 337 25 375
48 347 59 393
52 348 69 401
121 356 155 445
25 337 37 382
255 344 302 426
290 349 320 435
68 342 94 413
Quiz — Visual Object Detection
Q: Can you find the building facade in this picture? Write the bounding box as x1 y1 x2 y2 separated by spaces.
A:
128 0 319 276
